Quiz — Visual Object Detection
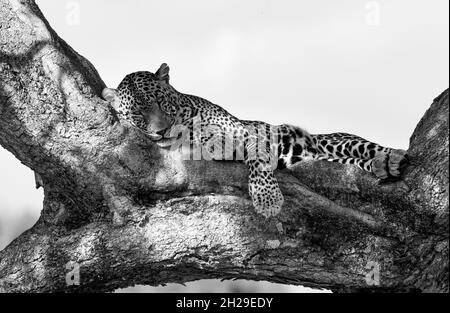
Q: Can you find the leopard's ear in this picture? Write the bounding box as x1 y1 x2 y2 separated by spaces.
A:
155 63 170 83
102 88 121 111
102 88 118 102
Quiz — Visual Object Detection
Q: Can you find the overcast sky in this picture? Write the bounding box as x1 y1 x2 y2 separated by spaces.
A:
0 0 448 291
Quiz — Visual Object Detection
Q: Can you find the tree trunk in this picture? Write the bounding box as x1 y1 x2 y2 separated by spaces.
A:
0 0 448 293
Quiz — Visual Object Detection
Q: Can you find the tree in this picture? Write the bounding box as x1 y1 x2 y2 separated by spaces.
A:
0 0 448 293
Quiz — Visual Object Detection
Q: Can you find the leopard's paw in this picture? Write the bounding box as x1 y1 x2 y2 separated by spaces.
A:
372 149 409 179
388 149 409 177
249 182 284 218
372 153 389 179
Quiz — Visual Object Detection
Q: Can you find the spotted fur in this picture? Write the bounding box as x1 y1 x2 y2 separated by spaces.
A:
102 64 409 217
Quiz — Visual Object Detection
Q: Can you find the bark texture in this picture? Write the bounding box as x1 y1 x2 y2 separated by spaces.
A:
0 0 448 293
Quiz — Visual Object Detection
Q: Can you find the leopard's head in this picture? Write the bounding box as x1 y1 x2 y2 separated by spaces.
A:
102 63 178 138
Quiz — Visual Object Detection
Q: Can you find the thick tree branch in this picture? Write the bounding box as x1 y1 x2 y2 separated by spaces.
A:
0 0 448 292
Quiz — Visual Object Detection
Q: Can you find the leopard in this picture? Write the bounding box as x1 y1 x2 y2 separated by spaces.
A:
102 63 409 218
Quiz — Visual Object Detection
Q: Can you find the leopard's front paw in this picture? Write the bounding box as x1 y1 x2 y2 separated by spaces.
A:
249 182 284 218
372 149 409 179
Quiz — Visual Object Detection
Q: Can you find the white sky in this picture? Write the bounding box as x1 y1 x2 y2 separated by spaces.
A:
0 0 448 291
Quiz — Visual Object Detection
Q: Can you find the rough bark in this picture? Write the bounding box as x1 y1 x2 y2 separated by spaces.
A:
0 0 448 293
